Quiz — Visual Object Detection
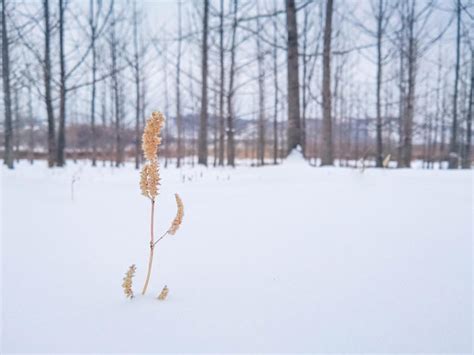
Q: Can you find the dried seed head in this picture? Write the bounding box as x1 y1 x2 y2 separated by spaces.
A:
157 285 169 300
147 160 160 198
142 111 165 162
140 111 165 200
122 264 137 299
140 160 161 199
168 193 184 235
139 164 150 197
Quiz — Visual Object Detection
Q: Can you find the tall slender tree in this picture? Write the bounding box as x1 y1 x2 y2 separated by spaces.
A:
2 0 13 168
374 0 386 167
285 0 301 154
90 0 98 166
448 0 461 169
256 2 265 166
272 4 279 165
176 0 183 168
321 0 334 165
463 50 473 169
400 0 416 168
226 0 238 167
57 0 66 166
198 0 209 166
133 0 141 170
218 0 225 166
43 0 56 167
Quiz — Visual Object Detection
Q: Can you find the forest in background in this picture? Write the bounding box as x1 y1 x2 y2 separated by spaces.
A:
1 0 473 169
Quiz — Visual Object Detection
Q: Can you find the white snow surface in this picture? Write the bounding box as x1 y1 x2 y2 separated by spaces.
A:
1 158 472 353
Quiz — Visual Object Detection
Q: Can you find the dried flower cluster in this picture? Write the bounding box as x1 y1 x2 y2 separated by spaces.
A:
122 264 137 299
157 285 169 300
168 194 184 235
140 112 165 200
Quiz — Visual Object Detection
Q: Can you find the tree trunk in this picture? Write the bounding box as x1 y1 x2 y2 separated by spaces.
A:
463 51 473 169
27 78 34 164
401 2 416 168
285 0 301 154
218 0 225 166
321 0 334 165
13 82 19 162
176 0 182 168
163 42 169 168
448 0 461 169
110 4 121 167
198 0 209 166
375 0 384 167
301 6 309 158
226 0 237 167
43 0 56 167
57 0 66 167
272 8 279 165
90 0 97 166
133 1 141 170
1 0 13 168
256 4 265 166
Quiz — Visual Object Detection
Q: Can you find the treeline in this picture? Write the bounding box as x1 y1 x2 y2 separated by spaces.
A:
1 0 473 169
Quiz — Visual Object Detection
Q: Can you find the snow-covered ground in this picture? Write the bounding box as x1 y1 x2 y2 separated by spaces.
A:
1 156 472 353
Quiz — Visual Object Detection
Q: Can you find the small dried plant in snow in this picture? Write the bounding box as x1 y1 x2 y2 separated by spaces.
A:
138 111 185 296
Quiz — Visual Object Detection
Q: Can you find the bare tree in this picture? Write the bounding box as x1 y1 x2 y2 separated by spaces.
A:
57 0 66 167
218 0 225 166
176 0 183 168
400 0 416 168
321 0 334 166
374 0 391 167
90 0 98 166
43 0 56 167
227 0 238 167
109 2 122 167
87 0 112 166
272 4 279 165
162 40 170 168
133 0 141 170
285 0 301 154
26 67 35 164
198 0 209 166
463 50 473 169
256 2 265 166
2 0 13 168
448 0 461 169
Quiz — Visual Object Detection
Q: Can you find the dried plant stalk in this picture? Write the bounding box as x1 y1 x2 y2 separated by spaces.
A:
157 285 169 300
140 111 185 296
122 264 137 299
141 112 164 295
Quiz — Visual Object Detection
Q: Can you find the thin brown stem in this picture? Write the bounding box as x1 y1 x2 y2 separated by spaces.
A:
141 199 155 295
153 231 169 247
